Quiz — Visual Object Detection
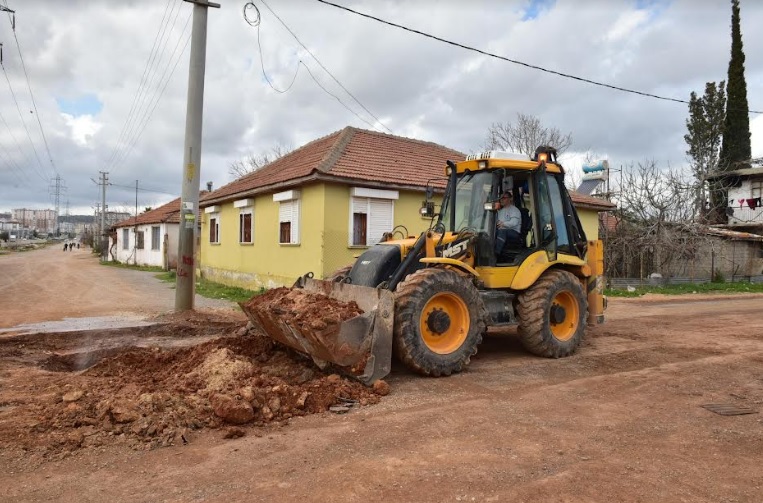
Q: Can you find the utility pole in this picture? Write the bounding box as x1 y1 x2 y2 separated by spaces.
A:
134 180 139 265
99 171 108 260
94 202 100 251
175 0 220 312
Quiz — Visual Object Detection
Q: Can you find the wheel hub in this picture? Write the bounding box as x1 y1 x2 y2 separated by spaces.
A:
426 309 451 335
550 304 566 325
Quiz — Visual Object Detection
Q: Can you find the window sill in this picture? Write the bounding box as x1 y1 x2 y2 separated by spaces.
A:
348 245 369 249
210 242 221 246
279 243 300 247
239 242 254 246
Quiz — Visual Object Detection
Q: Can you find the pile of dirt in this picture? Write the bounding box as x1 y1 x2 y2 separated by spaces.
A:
1 322 388 458
240 287 364 332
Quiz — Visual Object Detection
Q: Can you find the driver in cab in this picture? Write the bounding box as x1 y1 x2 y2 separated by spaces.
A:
494 192 522 255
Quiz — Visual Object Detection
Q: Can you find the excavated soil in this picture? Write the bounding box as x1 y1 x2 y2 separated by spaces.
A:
0 312 385 460
240 287 364 332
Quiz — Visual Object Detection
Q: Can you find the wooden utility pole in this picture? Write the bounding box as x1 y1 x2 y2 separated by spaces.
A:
175 0 220 311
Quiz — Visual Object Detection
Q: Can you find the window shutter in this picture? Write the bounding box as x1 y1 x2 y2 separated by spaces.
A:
291 199 300 243
351 197 368 214
279 200 300 244
368 199 393 244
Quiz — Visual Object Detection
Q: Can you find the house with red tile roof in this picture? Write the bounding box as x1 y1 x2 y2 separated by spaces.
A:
200 126 615 288
109 198 182 268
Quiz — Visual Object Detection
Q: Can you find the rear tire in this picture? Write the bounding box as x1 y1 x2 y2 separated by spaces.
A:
517 269 587 358
393 268 486 376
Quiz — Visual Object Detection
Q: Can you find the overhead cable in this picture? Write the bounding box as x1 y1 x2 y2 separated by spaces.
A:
2 0 58 173
315 0 762 115
245 1 389 133
105 0 177 169
259 0 392 133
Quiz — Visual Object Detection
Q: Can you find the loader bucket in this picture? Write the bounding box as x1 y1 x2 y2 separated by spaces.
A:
239 278 394 385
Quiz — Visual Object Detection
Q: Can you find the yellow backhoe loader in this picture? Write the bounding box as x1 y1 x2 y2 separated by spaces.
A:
241 146 605 384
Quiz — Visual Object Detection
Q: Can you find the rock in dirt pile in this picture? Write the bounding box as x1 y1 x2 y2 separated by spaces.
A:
0 309 389 458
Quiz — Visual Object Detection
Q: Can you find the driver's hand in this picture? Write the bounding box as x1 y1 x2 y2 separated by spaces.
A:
496 221 504 229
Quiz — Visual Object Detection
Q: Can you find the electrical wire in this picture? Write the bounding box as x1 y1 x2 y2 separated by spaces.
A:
315 0 763 115
111 23 192 171
2 0 58 173
258 0 392 133
0 61 51 182
110 182 177 197
113 1 186 168
245 1 387 133
0 108 43 183
105 0 176 170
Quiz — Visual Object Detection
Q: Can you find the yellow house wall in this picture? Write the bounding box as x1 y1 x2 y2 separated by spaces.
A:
576 208 600 241
200 184 326 289
322 183 436 276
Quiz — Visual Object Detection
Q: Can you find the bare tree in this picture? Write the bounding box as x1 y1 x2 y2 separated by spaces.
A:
228 143 292 179
604 160 714 280
483 113 573 157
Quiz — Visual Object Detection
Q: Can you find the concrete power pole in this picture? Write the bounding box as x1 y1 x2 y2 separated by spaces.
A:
99 171 108 260
175 0 220 312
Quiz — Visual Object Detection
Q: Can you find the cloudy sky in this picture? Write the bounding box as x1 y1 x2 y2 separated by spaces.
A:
0 0 762 216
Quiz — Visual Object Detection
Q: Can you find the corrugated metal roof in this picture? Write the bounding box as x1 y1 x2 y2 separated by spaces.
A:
705 226 763 241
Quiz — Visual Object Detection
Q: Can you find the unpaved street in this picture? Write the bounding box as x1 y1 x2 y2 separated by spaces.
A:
0 246 236 329
1 247 762 502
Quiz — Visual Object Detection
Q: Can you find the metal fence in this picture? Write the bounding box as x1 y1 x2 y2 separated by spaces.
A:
608 275 763 289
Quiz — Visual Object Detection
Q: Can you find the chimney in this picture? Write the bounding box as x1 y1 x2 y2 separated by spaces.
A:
206 181 213 191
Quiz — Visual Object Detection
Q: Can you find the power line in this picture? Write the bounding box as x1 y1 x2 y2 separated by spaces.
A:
110 181 177 196
315 0 763 115
2 1 58 172
110 16 192 171
0 61 51 181
108 1 189 172
0 107 43 183
105 0 177 170
258 0 392 133
244 2 388 133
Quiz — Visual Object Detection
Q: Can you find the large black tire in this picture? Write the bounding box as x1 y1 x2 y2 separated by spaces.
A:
517 269 588 358
393 268 487 377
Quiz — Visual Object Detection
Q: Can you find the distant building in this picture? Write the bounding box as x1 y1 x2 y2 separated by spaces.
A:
12 208 58 234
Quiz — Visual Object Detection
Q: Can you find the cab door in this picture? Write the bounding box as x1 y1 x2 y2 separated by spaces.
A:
534 167 557 262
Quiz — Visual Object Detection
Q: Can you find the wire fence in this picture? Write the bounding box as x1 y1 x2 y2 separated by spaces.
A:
608 275 763 289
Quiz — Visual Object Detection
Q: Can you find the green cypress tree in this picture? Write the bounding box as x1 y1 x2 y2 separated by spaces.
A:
718 0 751 173
685 82 725 222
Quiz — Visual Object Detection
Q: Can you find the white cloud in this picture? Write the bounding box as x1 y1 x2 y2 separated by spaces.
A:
606 10 650 43
62 113 103 148
0 0 762 215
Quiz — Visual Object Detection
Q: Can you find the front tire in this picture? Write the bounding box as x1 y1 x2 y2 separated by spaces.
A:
393 268 486 376
517 269 587 358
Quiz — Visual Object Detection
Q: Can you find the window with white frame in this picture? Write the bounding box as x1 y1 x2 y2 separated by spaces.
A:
205 206 221 244
274 190 300 244
122 228 129 250
136 231 145 250
349 188 397 246
235 199 254 244
752 180 762 199
151 226 161 250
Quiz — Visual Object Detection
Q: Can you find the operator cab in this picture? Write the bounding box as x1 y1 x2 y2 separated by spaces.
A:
437 146 587 267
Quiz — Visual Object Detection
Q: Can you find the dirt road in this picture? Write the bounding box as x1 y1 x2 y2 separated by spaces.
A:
1 247 762 502
0 245 236 329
